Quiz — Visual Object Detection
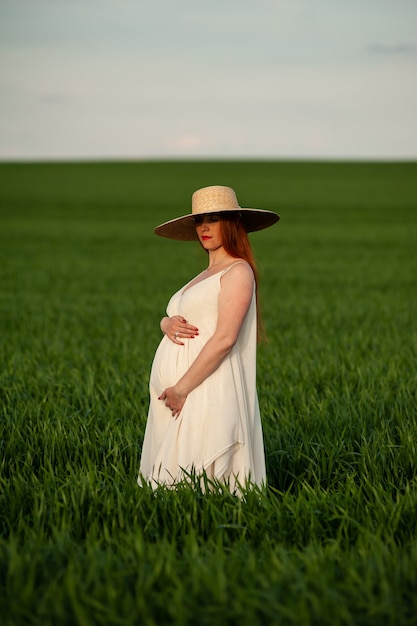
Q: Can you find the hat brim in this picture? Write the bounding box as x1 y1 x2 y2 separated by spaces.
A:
154 208 280 241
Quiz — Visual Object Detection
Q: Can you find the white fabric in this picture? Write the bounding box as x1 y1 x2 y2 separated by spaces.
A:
138 262 266 490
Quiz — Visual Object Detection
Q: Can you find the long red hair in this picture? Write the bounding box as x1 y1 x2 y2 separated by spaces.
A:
219 213 265 342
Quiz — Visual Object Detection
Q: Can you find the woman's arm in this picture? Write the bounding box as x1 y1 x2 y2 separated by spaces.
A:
159 263 254 417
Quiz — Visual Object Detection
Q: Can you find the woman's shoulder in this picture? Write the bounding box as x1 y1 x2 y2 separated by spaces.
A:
220 260 254 285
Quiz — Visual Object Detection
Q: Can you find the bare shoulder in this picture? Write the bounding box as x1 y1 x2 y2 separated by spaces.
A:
221 260 254 287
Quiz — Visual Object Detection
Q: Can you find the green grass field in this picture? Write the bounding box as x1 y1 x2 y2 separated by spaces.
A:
1 160 417 625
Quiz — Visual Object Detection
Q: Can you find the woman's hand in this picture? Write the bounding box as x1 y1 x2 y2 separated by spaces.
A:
160 315 199 345
158 385 187 419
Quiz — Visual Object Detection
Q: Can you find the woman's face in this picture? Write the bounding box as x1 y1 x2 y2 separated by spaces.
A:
195 213 224 251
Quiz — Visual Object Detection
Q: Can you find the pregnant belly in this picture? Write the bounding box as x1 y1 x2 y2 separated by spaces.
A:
149 335 203 392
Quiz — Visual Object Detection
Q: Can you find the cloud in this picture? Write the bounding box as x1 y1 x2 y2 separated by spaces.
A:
367 44 417 55
38 93 72 105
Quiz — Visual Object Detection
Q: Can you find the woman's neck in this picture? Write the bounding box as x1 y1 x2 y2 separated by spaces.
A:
206 248 233 271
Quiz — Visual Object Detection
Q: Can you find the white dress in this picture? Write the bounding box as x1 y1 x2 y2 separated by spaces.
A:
138 262 266 491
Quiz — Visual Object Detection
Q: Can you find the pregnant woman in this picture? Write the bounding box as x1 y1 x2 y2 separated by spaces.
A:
138 185 279 491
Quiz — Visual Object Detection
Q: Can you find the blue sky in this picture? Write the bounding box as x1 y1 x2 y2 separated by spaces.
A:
1 0 416 160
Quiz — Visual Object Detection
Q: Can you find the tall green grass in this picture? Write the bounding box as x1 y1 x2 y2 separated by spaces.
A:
1 161 417 625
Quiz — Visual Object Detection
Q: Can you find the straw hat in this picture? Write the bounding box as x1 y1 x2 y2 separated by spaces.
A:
154 185 280 241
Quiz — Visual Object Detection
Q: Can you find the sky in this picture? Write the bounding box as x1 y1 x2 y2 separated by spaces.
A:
1 0 416 160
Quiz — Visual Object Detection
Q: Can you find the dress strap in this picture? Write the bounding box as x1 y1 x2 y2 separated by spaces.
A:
221 261 249 276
